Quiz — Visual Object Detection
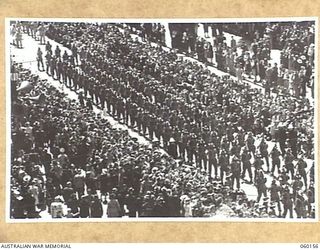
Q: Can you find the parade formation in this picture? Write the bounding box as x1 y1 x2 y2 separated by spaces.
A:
9 20 316 220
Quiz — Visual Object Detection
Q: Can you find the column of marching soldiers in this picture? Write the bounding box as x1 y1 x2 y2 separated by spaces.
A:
32 25 313 218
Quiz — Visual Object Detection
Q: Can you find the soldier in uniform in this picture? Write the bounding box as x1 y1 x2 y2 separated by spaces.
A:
246 132 256 154
231 156 241 190
187 133 197 163
241 147 253 183
135 108 143 133
148 114 156 141
180 129 189 160
296 157 308 189
163 122 172 150
168 138 178 159
62 61 68 84
71 43 79 65
253 153 264 181
270 144 281 176
219 150 229 185
38 23 46 45
56 58 63 82
259 138 269 171
284 148 295 181
50 56 57 79
281 185 293 218
45 41 52 55
254 165 267 203
98 84 107 109
207 143 218 179
105 88 112 113
155 117 163 142
54 45 61 59
295 191 307 219
141 111 149 135
197 140 207 171
45 51 51 75
36 47 44 71
66 63 74 88
269 179 282 217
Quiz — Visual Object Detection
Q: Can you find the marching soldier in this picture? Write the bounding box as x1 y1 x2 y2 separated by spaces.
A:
207 143 218 179
259 138 269 171
241 147 253 183
269 179 282 217
281 185 293 218
168 138 178 159
50 56 57 79
296 157 308 189
270 144 281 176
36 47 44 71
45 51 51 75
148 114 156 141
219 150 229 185
231 156 241 190
284 148 295 180
56 58 63 82
197 140 207 171
254 165 267 203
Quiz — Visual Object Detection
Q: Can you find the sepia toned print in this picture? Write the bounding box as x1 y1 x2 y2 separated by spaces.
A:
8 18 316 221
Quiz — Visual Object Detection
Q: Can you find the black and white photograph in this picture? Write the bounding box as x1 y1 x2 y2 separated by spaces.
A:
6 18 317 221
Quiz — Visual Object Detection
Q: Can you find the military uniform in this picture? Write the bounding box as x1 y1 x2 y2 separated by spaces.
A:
254 168 267 203
231 157 241 190
271 146 281 175
241 149 252 182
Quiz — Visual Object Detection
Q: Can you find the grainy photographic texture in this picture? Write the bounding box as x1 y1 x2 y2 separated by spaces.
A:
7 19 317 222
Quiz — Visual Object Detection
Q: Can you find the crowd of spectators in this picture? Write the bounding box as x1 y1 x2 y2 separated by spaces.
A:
9 21 315 219
201 22 315 100
128 22 315 101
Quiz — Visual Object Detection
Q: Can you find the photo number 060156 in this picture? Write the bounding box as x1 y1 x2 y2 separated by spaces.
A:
7 18 317 222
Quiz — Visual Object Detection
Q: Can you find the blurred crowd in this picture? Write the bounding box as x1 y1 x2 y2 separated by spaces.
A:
9 21 315 219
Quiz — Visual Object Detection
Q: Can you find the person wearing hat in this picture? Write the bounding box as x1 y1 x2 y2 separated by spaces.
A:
62 181 74 203
253 153 264 178
295 191 307 219
73 169 85 198
148 113 157 141
269 179 282 217
79 194 91 218
180 129 189 160
281 185 293 218
207 143 218 179
241 147 253 183
140 194 155 217
187 133 197 163
90 195 103 218
124 187 139 218
197 140 207 172
57 147 69 169
219 150 230 185
284 148 295 181
270 144 281 176
231 156 241 190
246 132 256 155
168 137 178 159
259 138 269 171
306 182 315 217
254 165 267 203
297 157 308 188
36 47 45 71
